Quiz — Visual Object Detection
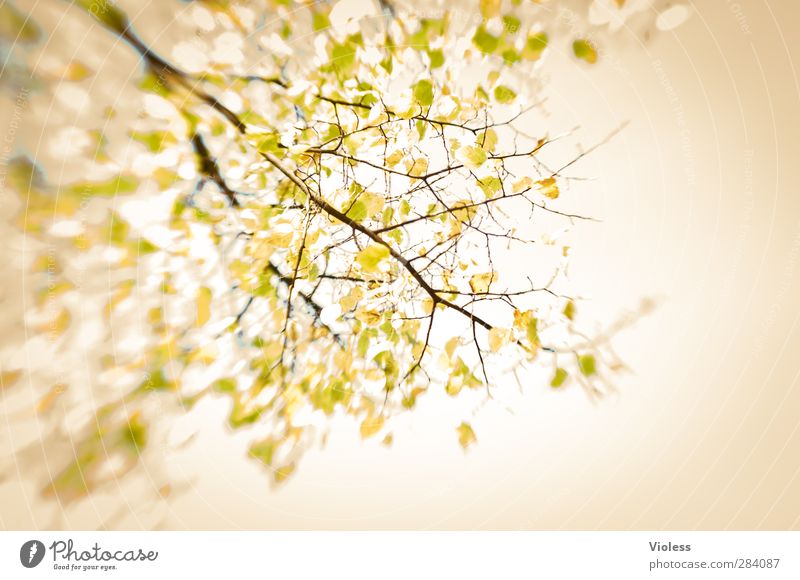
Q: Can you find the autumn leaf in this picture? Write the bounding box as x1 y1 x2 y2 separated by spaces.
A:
196 286 212 326
512 176 532 193
0 369 23 390
469 272 493 293
360 415 385 439
536 177 560 199
477 128 498 152
407 156 429 177
37 384 68 414
457 422 477 449
488 327 511 352
479 0 501 19
274 463 296 483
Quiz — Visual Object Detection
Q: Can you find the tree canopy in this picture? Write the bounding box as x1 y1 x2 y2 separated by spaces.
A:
0 0 673 505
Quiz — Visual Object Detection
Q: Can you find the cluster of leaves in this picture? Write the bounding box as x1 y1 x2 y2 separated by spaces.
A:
3 0 644 502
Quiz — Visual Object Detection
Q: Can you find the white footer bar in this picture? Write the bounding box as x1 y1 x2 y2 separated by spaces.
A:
1 531 798 579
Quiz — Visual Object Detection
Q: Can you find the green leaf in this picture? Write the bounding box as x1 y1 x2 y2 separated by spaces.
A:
563 300 575 321
213 378 237 393
67 174 139 197
346 201 368 222
526 317 539 347
356 244 390 273
360 192 385 218
120 413 147 452
0 3 41 43
473 26 499 54
427 49 444 69
413 79 434 107
130 130 176 153
523 32 548 61
456 145 487 170
493 85 516 104
77 0 129 33
502 15 521 34
249 439 276 466
331 43 357 73
311 11 330 32
550 368 568 388
501 48 521 64
477 176 502 198
478 128 498 152
578 354 597 376
573 39 598 64
249 132 282 154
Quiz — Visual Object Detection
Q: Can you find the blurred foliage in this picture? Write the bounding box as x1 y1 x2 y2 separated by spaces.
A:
0 0 671 506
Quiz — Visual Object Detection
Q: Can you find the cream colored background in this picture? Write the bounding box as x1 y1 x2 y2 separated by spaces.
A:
2 0 800 529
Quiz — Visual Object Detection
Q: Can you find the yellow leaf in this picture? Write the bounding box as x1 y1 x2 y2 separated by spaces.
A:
488 327 511 352
360 415 384 439
479 0 501 19
196 286 212 326
536 177 559 199
362 191 385 217
446 375 463 396
1 369 23 389
37 383 68 415
445 336 460 358
355 306 382 326
478 128 498 153
386 149 404 167
469 272 493 294
339 286 364 311
407 156 429 178
457 422 477 449
274 463 296 482
42 308 71 338
61 61 92 81
513 308 532 330
512 176 532 193
104 280 135 320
